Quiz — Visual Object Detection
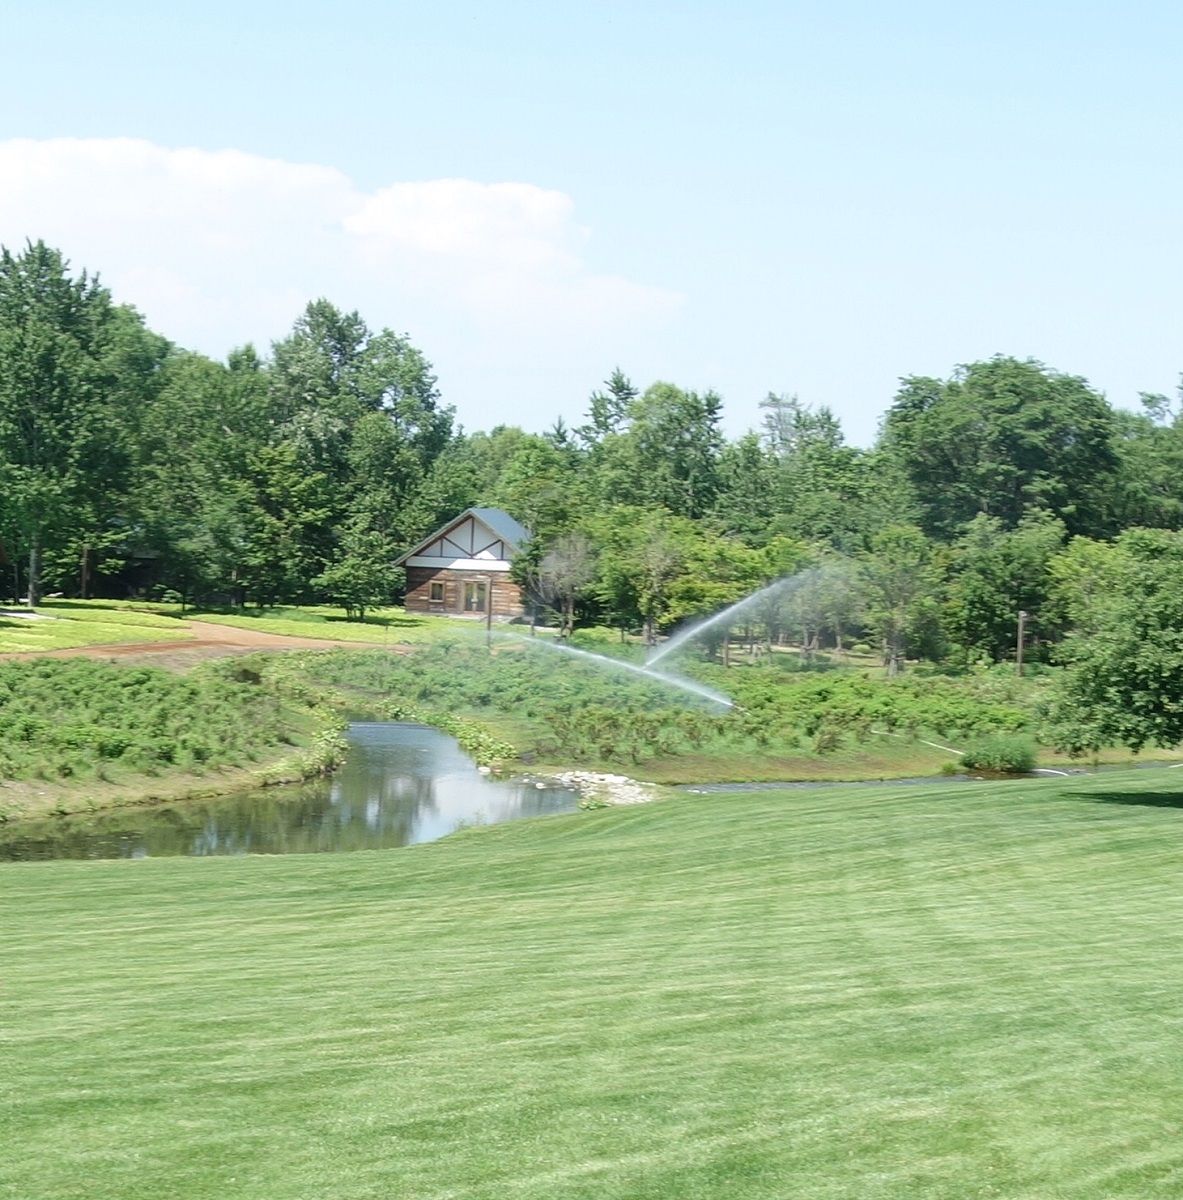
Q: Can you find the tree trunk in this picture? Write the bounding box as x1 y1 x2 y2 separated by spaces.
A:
80 544 90 599
27 532 42 607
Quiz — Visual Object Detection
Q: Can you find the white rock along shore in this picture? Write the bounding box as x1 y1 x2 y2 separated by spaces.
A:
548 769 658 806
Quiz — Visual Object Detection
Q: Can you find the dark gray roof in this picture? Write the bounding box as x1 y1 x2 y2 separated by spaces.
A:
468 507 530 548
394 507 530 565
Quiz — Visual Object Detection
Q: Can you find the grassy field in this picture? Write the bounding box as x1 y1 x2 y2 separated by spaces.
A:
186 604 466 644
0 599 190 653
0 600 470 655
5 770 1183 1198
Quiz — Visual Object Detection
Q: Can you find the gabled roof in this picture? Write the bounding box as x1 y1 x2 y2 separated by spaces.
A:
468 507 530 548
394 507 530 566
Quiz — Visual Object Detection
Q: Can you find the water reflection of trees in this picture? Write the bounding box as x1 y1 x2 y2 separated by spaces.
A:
0 783 440 860
0 724 578 862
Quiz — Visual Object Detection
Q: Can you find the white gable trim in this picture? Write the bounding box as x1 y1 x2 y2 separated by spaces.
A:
395 507 527 568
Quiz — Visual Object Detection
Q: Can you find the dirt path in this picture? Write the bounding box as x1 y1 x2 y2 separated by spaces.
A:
4 619 390 669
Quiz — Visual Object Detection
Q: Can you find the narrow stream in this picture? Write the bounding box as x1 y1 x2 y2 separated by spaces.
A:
0 722 580 862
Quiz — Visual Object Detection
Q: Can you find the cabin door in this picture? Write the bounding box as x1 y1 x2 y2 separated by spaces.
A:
463 581 488 612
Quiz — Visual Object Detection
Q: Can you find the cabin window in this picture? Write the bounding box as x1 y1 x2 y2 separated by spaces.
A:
464 581 487 612
429 581 445 602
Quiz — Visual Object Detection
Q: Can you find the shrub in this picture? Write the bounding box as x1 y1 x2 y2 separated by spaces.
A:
811 720 845 755
959 735 1036 774
0 655 335 784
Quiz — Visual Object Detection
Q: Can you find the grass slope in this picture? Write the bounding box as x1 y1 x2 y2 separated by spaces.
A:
0 601 463 655
188 604 463 644
0 657 341 820
5 772 1183 1198
0 600 189 653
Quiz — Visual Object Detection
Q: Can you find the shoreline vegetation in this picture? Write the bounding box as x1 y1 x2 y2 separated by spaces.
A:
0 650 353 823
3 602 1181 826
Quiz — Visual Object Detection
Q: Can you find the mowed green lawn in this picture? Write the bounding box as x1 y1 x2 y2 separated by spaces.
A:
187 604 465 644
0 600 190 653
4 774 1183 1199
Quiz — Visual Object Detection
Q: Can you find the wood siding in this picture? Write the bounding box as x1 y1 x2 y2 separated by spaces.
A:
404 566 525 618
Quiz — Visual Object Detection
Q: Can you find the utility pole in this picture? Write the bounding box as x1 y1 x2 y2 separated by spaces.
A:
1016 610 1028 677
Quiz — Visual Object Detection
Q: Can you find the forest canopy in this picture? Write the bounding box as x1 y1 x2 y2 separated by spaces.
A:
3 238 1183 750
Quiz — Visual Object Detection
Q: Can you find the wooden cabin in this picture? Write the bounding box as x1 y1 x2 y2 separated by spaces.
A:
396 507 529 619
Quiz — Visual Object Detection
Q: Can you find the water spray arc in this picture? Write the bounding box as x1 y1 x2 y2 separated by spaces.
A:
644 572 816 669
509 635 734 709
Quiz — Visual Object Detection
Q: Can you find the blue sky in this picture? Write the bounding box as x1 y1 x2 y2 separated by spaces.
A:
2 1 1181 443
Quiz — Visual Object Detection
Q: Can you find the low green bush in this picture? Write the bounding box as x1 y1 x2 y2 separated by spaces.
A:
0 656 333 785
959 735 1037 774
296 642 1045 770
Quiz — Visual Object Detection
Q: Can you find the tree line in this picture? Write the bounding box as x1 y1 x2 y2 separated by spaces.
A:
4 239 1183 692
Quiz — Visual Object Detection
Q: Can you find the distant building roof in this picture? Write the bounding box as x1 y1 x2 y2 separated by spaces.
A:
467 507 530 548
394 507 530 567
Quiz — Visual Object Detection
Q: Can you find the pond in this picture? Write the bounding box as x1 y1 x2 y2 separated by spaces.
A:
0 722 580 862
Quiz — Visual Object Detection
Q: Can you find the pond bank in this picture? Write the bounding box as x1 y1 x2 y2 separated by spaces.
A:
544 769 661 807
5 646 1180 830
0 748 327 824
0 722 580 860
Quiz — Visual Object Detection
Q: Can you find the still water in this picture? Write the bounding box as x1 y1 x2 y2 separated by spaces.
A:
0 722 580 862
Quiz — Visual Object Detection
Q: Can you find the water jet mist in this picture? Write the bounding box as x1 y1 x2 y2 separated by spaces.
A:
644 572 817 668
508 635 734 708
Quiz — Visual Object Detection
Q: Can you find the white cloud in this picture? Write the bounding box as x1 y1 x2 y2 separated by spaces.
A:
347 179 582 268
0 137 682 426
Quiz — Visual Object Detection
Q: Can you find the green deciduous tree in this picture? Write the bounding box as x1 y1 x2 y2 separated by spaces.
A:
1106 395 1183 531
490 434 583 543
664 533 770 661
881 356 1118 539
944 511 1066 664
629 383 723 519
314 524 397 621
270 299 453 570
711 432 777 542
1044 535 1127 638
240 442 334 606
1049 529 1183 752
859 525 942 674
0 241 132 603
760 393 910 549
586 507 700 643
133 348 270 604
583 381 723 520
